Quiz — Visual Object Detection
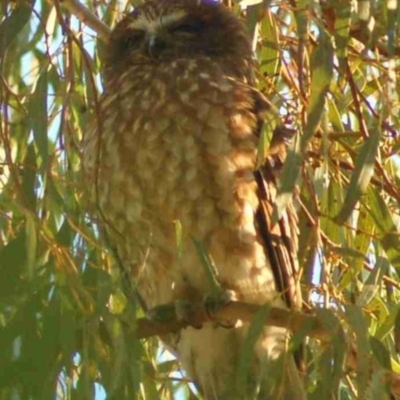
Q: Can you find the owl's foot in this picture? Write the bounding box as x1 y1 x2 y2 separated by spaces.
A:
174 299 203 329
147 290 238 330
204 289 238 328
147 300 202 329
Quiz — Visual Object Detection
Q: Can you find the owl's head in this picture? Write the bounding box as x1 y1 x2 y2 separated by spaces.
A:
106 0 254 82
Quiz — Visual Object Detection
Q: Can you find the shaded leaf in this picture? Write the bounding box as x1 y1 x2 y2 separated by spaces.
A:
394 307 400 354
0 0 35 58
21 143 37 210
24 212 37 279
370 336 391 370
367 187 400 269
334 0 352 72
336 128 380 224
0 231 27 302
345 304 371 399
236 304 270 398
28 60 49 169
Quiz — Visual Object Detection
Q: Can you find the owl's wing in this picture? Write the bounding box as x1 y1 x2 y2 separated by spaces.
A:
251 89 302 310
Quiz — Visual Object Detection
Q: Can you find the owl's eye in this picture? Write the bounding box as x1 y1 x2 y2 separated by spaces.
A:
126 29 145 46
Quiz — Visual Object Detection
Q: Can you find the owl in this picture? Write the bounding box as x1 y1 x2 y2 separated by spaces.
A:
83 0 305 399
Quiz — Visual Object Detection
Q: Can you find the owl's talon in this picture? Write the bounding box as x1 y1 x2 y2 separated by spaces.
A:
204 289 237 328
174 299 203 329
147 300 202 329
146 303 176 323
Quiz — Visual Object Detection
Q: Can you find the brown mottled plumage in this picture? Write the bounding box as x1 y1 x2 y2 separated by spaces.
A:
83 1 304 398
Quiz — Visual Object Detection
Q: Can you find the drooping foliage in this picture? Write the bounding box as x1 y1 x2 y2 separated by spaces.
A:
0 0 399 399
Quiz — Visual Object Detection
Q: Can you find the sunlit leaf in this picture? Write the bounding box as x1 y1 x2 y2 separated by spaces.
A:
335 128 380 224
334 0 351 73
259 10 280 78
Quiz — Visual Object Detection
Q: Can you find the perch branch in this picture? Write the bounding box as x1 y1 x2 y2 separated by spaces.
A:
133 300 332 342
134 301 400 398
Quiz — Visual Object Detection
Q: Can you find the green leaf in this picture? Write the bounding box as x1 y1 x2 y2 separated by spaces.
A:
367 187 400 269
28 59 49 169
334 0 352 72
102 315 126 396
370 336 391 370
376 304 400 340
47 175 66 206
174 219 183 258
335 128 380 224
394 307 400 353
192 238 220 295
259 11 280 78
294 0 308 41
236 304 270 398
245 1 264 37
356 256 387 307
272 132 302 222
0 231 27 302
24 212 37 279
369 368 391 400
0 0 35 58
345 304 371 399
315 308 345 392
56 219 73 247
351 203 375 272
313 345 336 399
21 143 37 210
386 0 399 55
320 180 345 246
302 30 334 147
327 97 345 132
109 289 127 315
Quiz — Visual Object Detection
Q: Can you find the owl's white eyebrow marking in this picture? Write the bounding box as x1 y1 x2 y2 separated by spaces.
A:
128 10 187 34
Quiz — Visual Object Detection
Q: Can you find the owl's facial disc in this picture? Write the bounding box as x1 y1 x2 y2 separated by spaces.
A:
128 9 187 36
125 9 208 59
107 0 254 82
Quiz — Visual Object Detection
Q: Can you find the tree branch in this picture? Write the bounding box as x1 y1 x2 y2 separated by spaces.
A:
133 300 332 342
133 301 400 398
58 0 111 42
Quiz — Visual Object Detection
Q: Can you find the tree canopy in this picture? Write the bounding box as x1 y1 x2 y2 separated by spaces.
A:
0 0 400 399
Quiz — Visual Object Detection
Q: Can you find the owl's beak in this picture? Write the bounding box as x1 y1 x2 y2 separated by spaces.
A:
146 34 166 59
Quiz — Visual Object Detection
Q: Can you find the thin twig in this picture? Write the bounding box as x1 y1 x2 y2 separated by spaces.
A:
58 0 111 41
